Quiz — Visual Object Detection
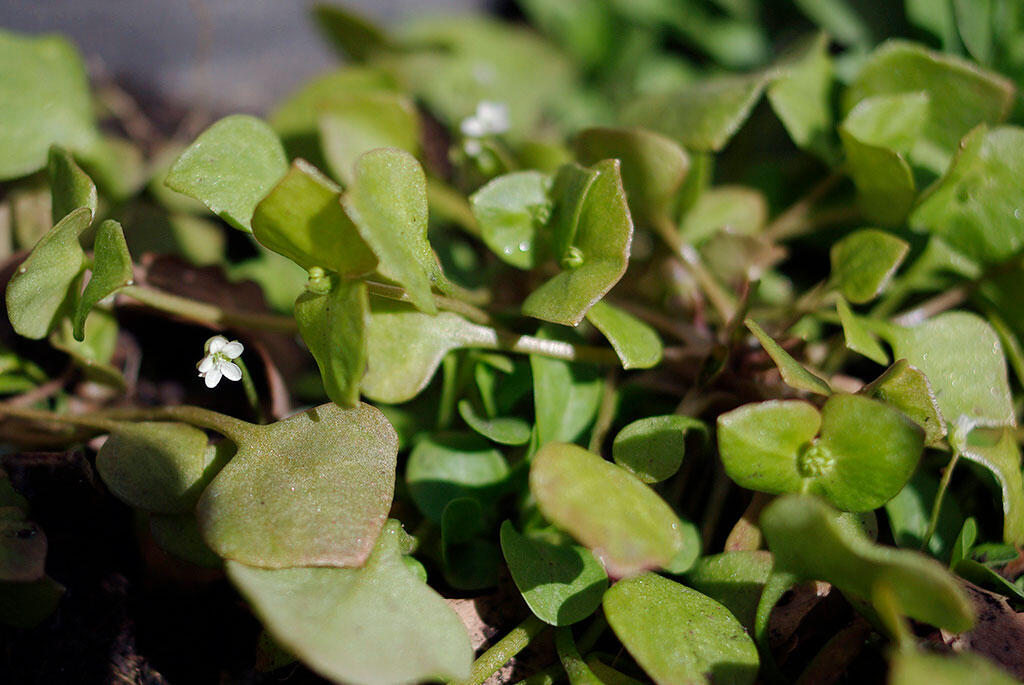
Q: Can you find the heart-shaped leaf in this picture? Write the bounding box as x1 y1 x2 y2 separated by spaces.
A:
252 160 377 276
760 494 974 632
522 159 633 326
862 359 946 445
319 92 420 186
406 432 509 523
97 422 230 514
837 298 889 365
165 115 288 233
294 274 369 408
603 573 759 685
829 229 909 304
47 146 97 224
612 414 704 483
6 206 89 339
686 550 773 631
530 442 685 577
469 170 550 269
457 400 531 445
344 148 446 313
0 30 98 180
226 519 473 685
584 300 663 370
198 402 398 568
719 394 924 511
746 319 831 395
73 219 133 341
500 521 608 626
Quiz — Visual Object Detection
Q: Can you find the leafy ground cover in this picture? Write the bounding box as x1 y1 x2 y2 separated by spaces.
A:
3 1 1024 683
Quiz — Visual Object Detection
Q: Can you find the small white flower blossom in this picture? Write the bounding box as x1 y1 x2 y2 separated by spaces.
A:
460 100 509 138
197 335 244 389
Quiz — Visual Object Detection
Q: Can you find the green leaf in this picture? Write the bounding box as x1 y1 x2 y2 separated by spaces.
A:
50 310 124 389
829 229 909 304
745 319 831 395
405 432 509 523
954 557 1024 604
47 146 97 224
198 403 398 568
0 576 64 629
0 30 98 180
792 0 870 47
837 298 889 365
312 3 391 61
719 395 924 511
76 134 146 201
344 148 445 314
96 422 230 514
226 519 473 685
0 517 46 582
862 359 947 446
149 513 221 567
912 126 1024 264
522 159 633 326
905 0 959 51
623 73 769 151
889 648 1018 685
603 573 759 685
457 400 531 445
530 329 603 446
612 414 703 483
500 521 608 626
547 162 600 264
252 160 377 276
165 115 288 233
573 126 689 219
882 312 1015 429
72 219 133 341
885 471 962 558
950 517 977 568
678 185 767 245
6 207 89 340
686 550 773 631
951 426 1024 546
662 517 702 575
530 442 685 577
319 92 421 186
584 301 663 369
767 33 834 158
294 275 369 408
760 495 974 632
469 170 550 269
843 40 1014 172
441 499 500 590
954 0 993 64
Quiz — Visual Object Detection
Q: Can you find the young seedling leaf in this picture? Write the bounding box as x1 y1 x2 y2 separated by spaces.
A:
585 300 663 369
73 219 133 341
457 400 531 445
344 148 446 313
165 115 289 233
294 274 369 408
829 229 909 304
862 359 946 445
48 146 97 224
198 402 398 568
6 206 90 340
319 92 420 186
611 414 704 483
761 494 974 632
529 442 685 577
746 319 831 395
469 170 550 269
252 160 377 276
226 520 473 685
685 550 774 631
405 432 509 523
97 422 230 514
603 573 759 685
837 298 889 365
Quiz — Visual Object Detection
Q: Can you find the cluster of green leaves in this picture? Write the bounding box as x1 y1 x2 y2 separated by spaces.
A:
4 1 1024 683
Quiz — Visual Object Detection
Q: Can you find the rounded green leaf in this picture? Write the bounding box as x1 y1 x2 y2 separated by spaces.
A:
73 219 133 341
612 414 703 483
252 160 377 276
294 275 369 408
890 649 1018 685
457 400 531 445
198 402 398 568
226 519 473 685
529 442 685 577
96 422 229 514
149 513 221 567
469 170 550 269
761 494 974 632
47 145 97 224
530 328 603 446
0 30 98 180
678 185 767 245
6 206 89 340
585 300 663 370
406 432 509 523
319 92 420 186
829 229 909 304
603 573 759 685
165 115 288 233
500 521 608 626
686 550 774 631
862 359 946 446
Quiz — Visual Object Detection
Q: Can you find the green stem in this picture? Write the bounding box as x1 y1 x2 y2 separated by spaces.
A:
576 613 608 654
763 172 844 242
234 356 265 424
122 285 297 333
650 213 737 323
490 332 620 366
365 281 494 326
454 615 547 685
588 372 618 453
0 404 121 433
514 664 564 685
921 450 961 552
555 628 602 685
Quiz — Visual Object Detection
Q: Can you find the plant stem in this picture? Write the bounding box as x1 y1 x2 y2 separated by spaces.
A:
234 356 265 424
514 665 564 685
890 285 972 327
454 615 547 685
588 372 619 453
763 172 844 242
650 213 737 323
554 628 602 685
365 280 494 326
0 404 120 433
489 332 620 366
921 450 961 552
121 285 297 333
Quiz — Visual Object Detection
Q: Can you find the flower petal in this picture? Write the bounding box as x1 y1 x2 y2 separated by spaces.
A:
220 361 242 382
204 367 223 388
207 336 228 355
221 340 244 359
197 356 215 374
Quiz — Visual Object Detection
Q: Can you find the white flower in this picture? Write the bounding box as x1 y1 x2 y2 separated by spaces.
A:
460 100 509 138
197 335 244 388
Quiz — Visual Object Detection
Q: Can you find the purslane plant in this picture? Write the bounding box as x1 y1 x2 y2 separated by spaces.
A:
3 1 1024 683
